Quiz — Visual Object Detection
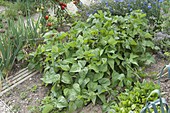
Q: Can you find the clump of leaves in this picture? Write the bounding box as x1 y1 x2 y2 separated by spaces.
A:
153 32 170 59
79 0 170 34
103 81 160 113
29 10 155 112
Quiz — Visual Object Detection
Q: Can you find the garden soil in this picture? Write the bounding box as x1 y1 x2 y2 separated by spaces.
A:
145 55 170 104
1 56 169 113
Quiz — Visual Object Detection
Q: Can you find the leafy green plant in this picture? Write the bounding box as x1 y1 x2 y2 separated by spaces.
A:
160 0 170 34
39 0 72 33
30 85 38 92
102 81 160 113
0 16 40 81
164 52 170 60
153 32 170 59
0 19 25 79
3 0 41 19
0 0 10 6
78 0 170 33
27 106 41 113
20 92 28 100
29 10 155 112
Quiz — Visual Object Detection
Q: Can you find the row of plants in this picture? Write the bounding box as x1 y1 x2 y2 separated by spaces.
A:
0 17 41 89
28 8 162 113
0 0 42 19
79 0 170 33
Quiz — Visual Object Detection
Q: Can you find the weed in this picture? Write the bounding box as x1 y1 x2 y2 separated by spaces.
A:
12 104 21 113
27 106 41 113
31 85 38 93
20 92 28 100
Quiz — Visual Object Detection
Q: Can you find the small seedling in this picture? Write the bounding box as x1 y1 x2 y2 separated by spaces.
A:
31 85 38 92
5 91 11 97
20 92 27 100
27 106 41 113
12 104 21 113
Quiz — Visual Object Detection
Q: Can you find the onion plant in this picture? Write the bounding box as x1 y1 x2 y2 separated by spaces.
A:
0 16 41 89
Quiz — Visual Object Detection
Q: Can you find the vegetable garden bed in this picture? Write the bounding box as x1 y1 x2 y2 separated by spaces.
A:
0 0 170 112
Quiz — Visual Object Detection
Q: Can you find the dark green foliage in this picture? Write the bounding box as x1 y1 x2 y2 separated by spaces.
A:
29 10 155 112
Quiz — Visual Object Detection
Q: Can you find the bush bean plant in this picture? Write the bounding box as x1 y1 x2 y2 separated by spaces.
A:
79 0 170 32
29 10 157 112
0 0 169 112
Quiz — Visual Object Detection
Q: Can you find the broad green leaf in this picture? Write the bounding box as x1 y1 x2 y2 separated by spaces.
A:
58 32 68 40
79 67 88 78
41 71 60 84
101 58 107 64
142 40 154 49
98 94 106 103
78 78 84 86
108 59 115 71
108 53 118 59
75 99 84 109
99 78 110 87
69 102 77 112
78 60 86 68
100 49 104 56
79 77 90 88
128 38 137 45
97 85 107 94
91 94 97 105
99 63 108 72
61 72 72 84
51 83 62 97
73 83 81 93
63 88 70 97
118 74 125 81
42 104 53 113
144 32 152 38
117 54 124 60
67 41 77 48
70 63 81 72
59 64 70 71
128 53 139 66
88 64 99 73
77 35 84 44
62 58 74 64
51 46 58 53
87 81 98 91
93 73 104 82
68 89 78 101
144 53 155 65
108 38 117 46
56 96 68 109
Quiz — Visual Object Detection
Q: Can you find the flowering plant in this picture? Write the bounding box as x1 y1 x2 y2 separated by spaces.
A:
79 0 167 27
